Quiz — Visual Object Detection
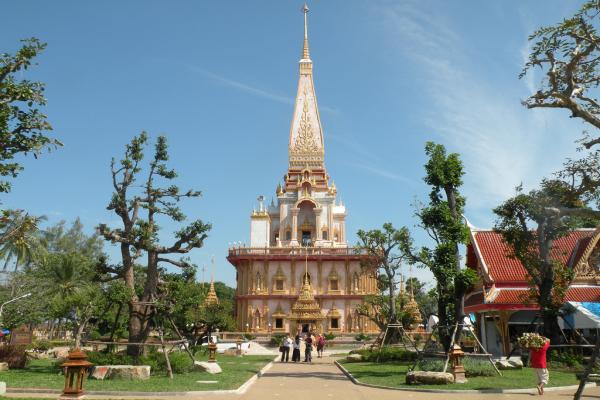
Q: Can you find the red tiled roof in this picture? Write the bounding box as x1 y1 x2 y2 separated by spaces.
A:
491 289 531 304
483 286 600 306
472 230 595 283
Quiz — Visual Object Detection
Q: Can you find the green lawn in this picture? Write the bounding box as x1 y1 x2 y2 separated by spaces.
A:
339 361 580 390
0 354 274 392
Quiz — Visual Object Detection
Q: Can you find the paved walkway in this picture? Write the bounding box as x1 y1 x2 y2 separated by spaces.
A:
236 356 600 400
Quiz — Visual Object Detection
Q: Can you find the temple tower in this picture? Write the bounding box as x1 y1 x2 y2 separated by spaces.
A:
228 5 377 335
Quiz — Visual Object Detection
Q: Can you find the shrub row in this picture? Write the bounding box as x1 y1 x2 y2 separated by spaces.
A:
416 357 496 377
57 350 194 375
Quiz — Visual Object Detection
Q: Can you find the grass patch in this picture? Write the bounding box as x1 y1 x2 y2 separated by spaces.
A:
339 361 579 390
1 354 273 392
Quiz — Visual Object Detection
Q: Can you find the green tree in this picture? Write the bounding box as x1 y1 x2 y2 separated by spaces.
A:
0 210 45 272
521 0 600 148
0 38 61 193
356 223 411 332
401 142 475 350
1 219 106 343
493 180 589 344
97 133 211 356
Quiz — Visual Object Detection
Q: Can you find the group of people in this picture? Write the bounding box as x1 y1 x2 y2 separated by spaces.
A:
280 332 326 363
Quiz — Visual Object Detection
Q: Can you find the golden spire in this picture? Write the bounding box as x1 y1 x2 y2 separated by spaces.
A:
302 3 310 60
204 256 219 305
205 280 220 305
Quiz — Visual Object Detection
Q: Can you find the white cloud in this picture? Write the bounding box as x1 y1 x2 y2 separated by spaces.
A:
377 2 579 225
186 64 340 114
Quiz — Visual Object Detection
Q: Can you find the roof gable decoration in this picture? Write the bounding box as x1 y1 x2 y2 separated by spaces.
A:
572 230 600 284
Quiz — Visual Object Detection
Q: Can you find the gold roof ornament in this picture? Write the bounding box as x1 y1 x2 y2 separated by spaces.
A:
276 183 284 196
328 181 337 195
205 280 219 306
290 247 324 321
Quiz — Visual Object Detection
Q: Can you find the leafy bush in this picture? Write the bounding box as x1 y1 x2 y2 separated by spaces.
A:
357 347 418 363
270 334 286 347
463 357 496 377
243 333 256 341
416 356 495 377
161 351 194 374
0 345 28 369
548 349 583 369
86 330 102 341
30 340 51 352
324 333 336 341
355 333 370 342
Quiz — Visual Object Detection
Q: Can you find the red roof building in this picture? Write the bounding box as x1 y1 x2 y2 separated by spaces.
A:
464 228 600 356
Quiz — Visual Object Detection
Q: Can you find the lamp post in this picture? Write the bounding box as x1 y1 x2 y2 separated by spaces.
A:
245 323 249 333
0 293 31 322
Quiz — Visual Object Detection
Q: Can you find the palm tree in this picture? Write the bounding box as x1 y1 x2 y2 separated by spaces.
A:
0 210 46 272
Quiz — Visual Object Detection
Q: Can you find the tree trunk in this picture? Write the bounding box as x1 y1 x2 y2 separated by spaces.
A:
445 186 466 346
74 321 87 349
437 286 451 352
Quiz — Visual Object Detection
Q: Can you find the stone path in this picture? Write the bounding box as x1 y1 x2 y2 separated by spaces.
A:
234 356 600 400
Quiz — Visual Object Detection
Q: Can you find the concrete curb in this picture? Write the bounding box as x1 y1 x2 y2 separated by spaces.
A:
334 360 596 394
5 356 278 398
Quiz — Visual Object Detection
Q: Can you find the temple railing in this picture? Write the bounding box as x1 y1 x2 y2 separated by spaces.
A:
228 246 368 257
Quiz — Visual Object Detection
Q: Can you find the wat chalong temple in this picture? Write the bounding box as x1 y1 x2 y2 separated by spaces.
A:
227 6 378 335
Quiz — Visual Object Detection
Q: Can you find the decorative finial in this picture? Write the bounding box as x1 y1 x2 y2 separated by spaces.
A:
302 3 310 60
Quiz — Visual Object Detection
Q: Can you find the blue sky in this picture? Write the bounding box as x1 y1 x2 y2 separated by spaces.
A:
1 1 592 287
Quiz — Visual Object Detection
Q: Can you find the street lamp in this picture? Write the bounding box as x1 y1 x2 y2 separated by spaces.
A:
0 293 32 321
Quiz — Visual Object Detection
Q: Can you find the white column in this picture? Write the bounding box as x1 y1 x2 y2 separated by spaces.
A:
290 207 300 246
315 208 323 243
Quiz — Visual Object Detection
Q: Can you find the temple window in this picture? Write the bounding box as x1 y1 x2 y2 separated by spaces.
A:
322 230 328 240
330 279 338 291
275 318 283 329
272 266 286 292
328 268 340 292
286 230 292 241
331 318 339 329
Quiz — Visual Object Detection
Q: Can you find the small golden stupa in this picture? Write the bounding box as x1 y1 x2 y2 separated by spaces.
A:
290 248 324 322
402 275 422 329
205 280 220 306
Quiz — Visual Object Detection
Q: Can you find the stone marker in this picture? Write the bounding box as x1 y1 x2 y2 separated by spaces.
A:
90 365 151 380
0 381 5 395
345 354 363 362
406 371 454 385
508 358 524 369
0 362 8 372
194 360 222 374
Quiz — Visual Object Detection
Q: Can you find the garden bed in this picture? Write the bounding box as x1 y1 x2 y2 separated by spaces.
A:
338 360 579 390
0 354 273 392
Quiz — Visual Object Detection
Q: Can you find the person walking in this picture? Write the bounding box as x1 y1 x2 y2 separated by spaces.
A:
530 338 550 395
292 334 301 362
281 334 292 362
316 334 325 358
304 333 313 363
